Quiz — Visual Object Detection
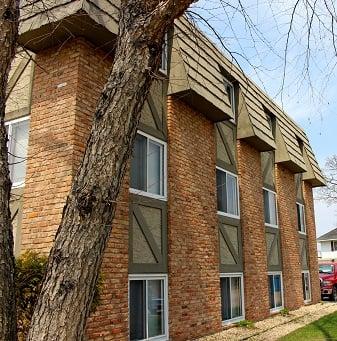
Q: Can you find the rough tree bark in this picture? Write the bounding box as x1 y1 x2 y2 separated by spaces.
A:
0 1 19 341
27 0 194 340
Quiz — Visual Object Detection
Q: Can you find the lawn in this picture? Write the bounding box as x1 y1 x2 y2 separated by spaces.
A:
280 311 337 341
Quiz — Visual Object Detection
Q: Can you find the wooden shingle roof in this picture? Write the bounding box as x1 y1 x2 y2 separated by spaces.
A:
18 2 325 186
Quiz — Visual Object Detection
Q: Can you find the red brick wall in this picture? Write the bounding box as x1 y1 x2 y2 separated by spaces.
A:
237 141 270 321
275 164 303 310
303 181 321 303
20 38 129 340
167 97 222 340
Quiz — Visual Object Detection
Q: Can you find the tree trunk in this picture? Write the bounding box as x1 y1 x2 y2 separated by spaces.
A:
27 0 194 340
0 1 19 341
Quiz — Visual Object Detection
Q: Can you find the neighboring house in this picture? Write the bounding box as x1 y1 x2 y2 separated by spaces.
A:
5 1 326 340
317 228 337 260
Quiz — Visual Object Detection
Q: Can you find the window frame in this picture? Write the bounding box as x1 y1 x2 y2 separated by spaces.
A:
268 271 284 313
216 166 240 219
130 130 167 201
220 272 245 325
5 115 30 188
296 202 306 234
263 187 278 229
302 270 311 304
159 33 168 75
128 274 169 341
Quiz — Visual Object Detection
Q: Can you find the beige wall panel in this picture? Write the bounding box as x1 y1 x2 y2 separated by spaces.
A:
132 216 156 264
6 52 34 119
220 233 236 265
10 187 24 256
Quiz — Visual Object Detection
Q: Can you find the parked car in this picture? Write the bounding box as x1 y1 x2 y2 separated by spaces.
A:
319 262 337 301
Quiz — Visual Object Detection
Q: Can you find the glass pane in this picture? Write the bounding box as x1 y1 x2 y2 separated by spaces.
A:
297 204 301 231
231 277 242 318
263 190 270 224
274 275 282 308
130 280 146 341
217 170 227 212
268 192 277 226
302 273 311 301
9 120 29 185
268 275 275 309
131 134 147 192
148 141 162 195
220 277 231 321
148 280 164 338
227 174 238 216
300 206 305 232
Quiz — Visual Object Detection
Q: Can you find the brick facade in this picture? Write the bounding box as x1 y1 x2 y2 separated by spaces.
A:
237 141 270 321
275 164 303 310
14 36 322 340
303 182 321 303
167 97 222 340
19 38 129 340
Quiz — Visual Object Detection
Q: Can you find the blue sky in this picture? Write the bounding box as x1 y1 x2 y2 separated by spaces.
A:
193 0 337 237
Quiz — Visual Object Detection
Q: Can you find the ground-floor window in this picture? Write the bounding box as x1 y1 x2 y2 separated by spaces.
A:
220 273 245 323
302 271 311 303
268 272 283 312
129 274 168 341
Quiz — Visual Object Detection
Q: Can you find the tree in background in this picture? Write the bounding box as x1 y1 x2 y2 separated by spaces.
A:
320 155 337 204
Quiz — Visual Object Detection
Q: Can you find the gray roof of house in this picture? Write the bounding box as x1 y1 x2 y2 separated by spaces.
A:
317 228 337 241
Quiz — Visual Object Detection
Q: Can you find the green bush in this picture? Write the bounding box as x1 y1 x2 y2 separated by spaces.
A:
236 319 255 329
15 251 101 340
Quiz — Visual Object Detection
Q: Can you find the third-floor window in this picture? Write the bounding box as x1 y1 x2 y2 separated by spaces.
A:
296 203 306 234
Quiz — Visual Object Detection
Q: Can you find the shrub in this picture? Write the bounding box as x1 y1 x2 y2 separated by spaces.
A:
280 308 290 317
15 251 101 340
236 319 255 328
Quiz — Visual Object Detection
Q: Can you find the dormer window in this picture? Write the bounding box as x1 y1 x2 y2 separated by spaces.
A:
159 33 168 74
264 108 276 137
223 77 236 119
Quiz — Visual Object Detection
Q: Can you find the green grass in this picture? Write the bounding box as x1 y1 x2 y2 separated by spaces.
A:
279 311 337 341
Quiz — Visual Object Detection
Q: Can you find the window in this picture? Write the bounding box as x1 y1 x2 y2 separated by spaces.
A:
220 274 244 323
268 272 283 312
296 203 306 234
130 132 167 199
216 167 239 218
223 78 235 117
159 33 168 74
129 275 168 341
263 188 278 228
5 117 30 187
331 241 337 252
302 271 311 303
319 264 334 274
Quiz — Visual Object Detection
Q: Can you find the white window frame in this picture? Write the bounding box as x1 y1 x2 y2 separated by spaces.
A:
302 270 311 304
216 166 240 219
5 116 30 188
268 271 284 313
263 187 278 229
159 33 168 75
220 273 245 325
128 274 169 341
130 130 167 201
223 77 236 122
296 202 306 234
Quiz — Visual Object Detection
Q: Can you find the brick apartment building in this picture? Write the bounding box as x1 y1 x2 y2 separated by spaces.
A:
6 1 326 340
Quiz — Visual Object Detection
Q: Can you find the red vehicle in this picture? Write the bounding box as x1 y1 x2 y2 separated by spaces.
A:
319 262 337 301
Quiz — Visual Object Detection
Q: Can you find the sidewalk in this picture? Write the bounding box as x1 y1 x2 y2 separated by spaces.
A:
197 302 337 341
